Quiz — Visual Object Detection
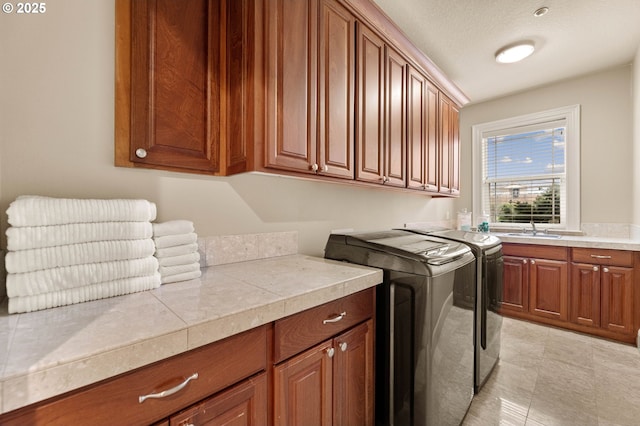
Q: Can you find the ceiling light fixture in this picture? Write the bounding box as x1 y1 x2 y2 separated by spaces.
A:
533 7 549 17
495 41 535 64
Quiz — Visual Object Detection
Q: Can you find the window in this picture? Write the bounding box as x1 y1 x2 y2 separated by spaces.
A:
472 105 580 230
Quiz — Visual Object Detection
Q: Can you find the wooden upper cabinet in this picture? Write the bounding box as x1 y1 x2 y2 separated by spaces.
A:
116 0 251 175
265 0 355 178
356 23 385 184
127 0 221 172
318 0 356 179
356 24 408 187
439 94 460 195
384 46 408 188
406 65 438 192
265 0 318 174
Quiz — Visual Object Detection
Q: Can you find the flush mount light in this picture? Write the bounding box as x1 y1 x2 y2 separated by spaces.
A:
533 7 549 17
495 41 535 64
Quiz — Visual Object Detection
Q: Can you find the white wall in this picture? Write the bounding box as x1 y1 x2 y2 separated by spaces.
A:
0 0 455 257
460 65 634 227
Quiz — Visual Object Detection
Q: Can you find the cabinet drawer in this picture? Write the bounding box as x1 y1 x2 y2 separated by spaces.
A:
274 288 374 363
1 326 267 426
571 248 633 266
503 243 568 261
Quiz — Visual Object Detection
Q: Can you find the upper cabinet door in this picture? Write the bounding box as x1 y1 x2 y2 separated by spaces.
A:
318 0 356 179
265 0 319 174
129 0 221 173
406 65 439 192
439 94 460 195
356 23 385 184
384 46 408 188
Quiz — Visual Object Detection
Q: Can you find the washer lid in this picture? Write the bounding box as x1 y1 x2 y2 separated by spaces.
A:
406 228 501 249
342 229 470 265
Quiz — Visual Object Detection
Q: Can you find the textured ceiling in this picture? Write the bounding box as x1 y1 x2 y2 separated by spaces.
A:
373 0 640 104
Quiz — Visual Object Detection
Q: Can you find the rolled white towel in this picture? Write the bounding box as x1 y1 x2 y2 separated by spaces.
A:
6 222 153 251
159 262 200 278
5 239 156 274
153 232 198 249
6 256 159 297
154 243 199 258
152 220 194 237
8 272 162 314
7 195 157 227
161 269 202 284
157 252 201 267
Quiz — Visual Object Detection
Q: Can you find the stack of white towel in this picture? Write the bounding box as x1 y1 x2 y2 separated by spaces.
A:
152 220 201 284
4 196 161 314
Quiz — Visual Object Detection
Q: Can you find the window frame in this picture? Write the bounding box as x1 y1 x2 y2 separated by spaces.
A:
472 104 581 230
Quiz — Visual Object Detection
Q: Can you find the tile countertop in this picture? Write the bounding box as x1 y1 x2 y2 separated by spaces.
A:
0 254 382 415
492 232 640 251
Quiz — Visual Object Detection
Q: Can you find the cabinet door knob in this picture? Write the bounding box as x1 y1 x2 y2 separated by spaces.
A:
321 164 329 172
339 342 348 352
522 259 527 264
135 148 147 159
311 163 319 172
603 267 609 273
381 176 388 183
593 266 599 272
327 347 335 358
530 260 536 265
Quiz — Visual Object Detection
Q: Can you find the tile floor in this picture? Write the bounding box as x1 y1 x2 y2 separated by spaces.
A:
462 317 640 426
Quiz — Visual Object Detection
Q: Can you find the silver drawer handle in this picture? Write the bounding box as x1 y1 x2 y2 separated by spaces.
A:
138 372 198 403
590 255 612 259
323 311 347 324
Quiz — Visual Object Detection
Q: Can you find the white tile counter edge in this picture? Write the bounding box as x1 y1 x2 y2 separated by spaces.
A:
0 254 383 415
492 233 640 251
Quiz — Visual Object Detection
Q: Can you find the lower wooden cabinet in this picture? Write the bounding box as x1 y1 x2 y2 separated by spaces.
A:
570 248 635 337
169 373 267 426
501 243 639 344
274 320 374 426
501 244 568 321
0 289 376 425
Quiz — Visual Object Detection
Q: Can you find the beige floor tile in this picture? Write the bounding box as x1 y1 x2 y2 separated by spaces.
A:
465 318 640 426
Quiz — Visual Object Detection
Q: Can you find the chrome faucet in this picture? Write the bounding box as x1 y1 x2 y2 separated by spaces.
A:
530 220 537 235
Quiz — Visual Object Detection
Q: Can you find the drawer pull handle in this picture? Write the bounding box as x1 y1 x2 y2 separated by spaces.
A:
590 255 612 259
323 311 347 324
138 372 198 404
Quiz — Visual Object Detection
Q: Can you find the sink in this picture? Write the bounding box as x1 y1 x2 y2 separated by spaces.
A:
506 233 562 239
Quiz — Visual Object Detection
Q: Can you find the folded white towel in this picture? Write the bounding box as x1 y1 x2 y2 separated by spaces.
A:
6 256 159 297
6 222 153 251
152 220 194 237
8 273 162 314
161 269 202 284
157 252 201 267
5 239 156 274
154 242 199 258
153 232 198 249
7 195 157 227
159 262 200 277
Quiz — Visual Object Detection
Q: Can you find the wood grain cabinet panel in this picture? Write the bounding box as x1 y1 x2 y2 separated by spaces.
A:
406 66 439 192
501 243 638 344
128 0 222 173
529 258 568 321
438 94 460 195
569 249 635 338
274 320 374 426
169 373 267 426
501 255 529 313
0 326 267 426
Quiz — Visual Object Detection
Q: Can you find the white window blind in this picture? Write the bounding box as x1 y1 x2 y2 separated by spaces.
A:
481 120 566 225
